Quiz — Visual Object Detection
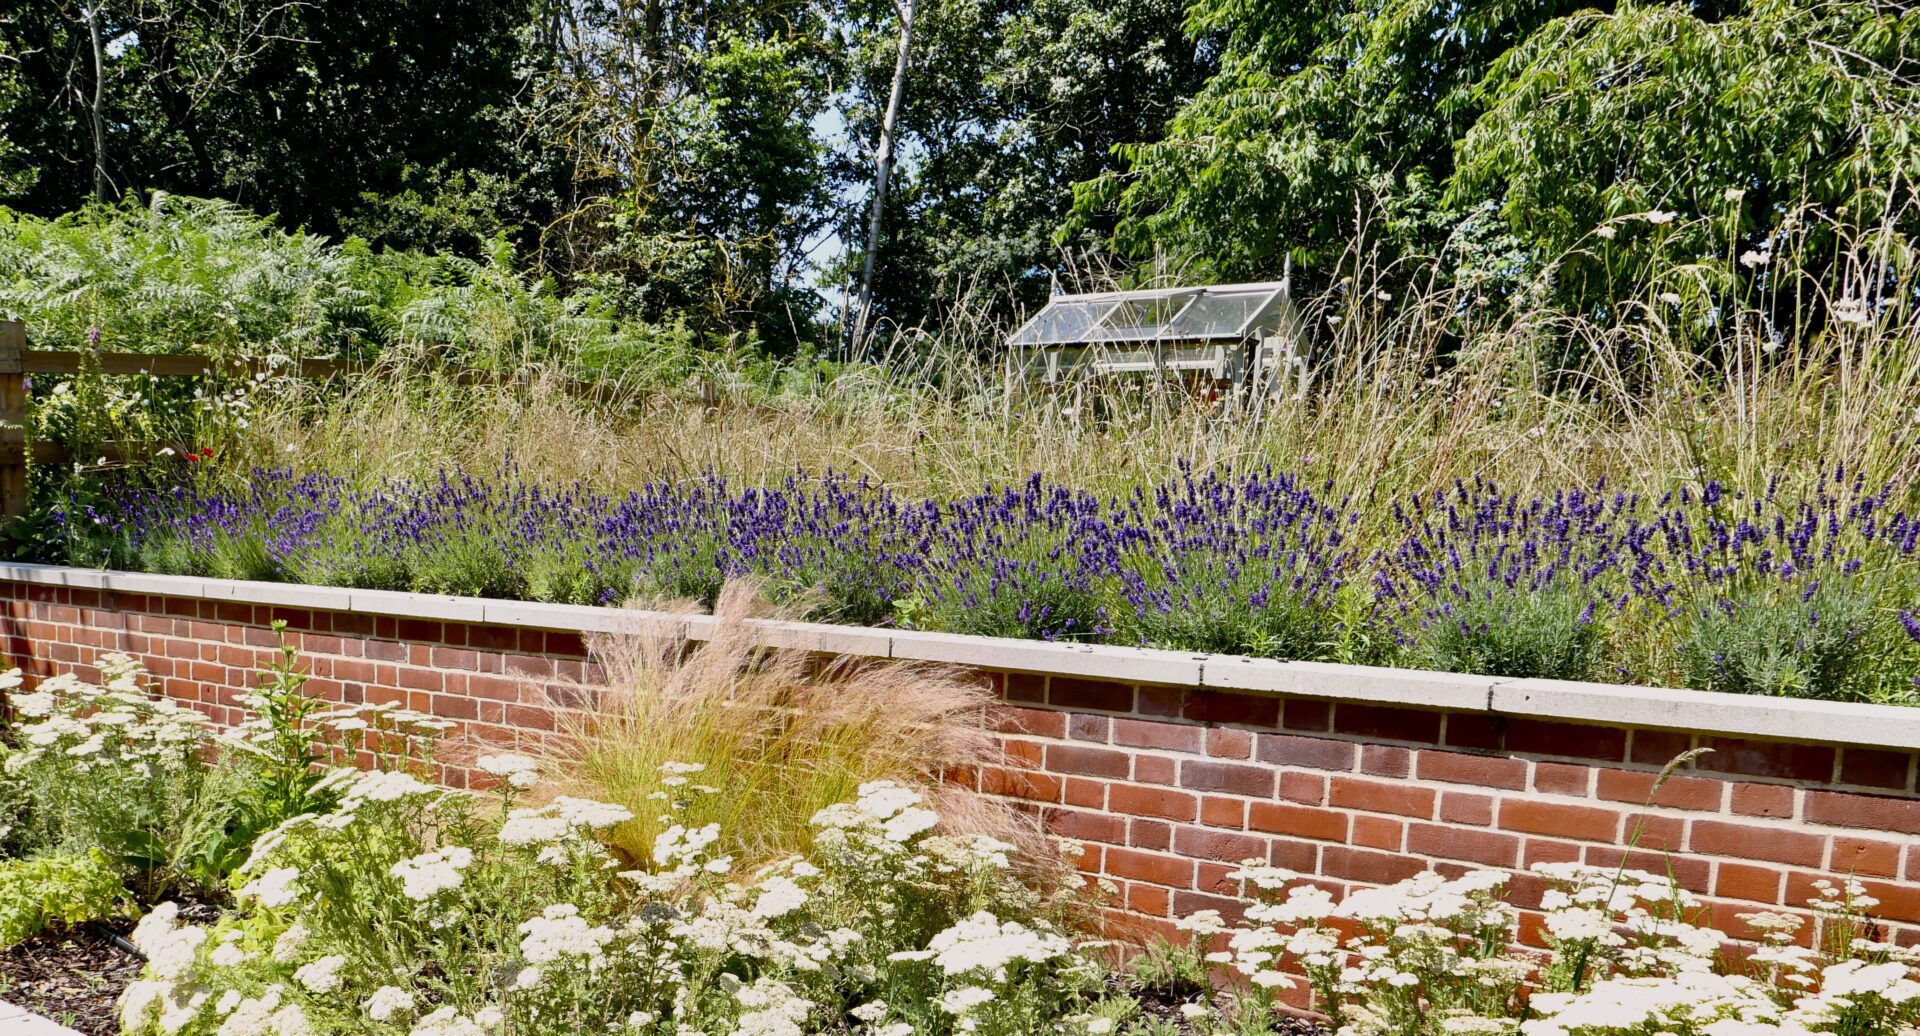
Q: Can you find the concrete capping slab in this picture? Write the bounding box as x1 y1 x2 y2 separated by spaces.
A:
1205 655 1498 711
4 563 1919 750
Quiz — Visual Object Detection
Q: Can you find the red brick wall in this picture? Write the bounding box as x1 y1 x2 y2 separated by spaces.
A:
5 579 1919 959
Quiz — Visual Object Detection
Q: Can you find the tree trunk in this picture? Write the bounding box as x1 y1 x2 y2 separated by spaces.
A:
849 0 915 360
87 4 109 202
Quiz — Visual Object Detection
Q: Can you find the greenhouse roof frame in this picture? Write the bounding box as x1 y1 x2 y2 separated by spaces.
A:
1006 280 1290 347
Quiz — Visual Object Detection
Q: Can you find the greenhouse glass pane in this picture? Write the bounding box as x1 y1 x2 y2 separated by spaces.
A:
1008 301 1111 345
1090 294 1193 341
1167 290 1275 337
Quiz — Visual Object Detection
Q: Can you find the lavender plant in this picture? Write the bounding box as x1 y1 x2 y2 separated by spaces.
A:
68 462 1920 703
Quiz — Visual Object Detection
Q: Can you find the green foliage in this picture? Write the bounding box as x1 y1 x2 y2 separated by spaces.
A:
1678 575 1906 700
1413 582 1608 683
0 850 127 948
1081 0 1920 321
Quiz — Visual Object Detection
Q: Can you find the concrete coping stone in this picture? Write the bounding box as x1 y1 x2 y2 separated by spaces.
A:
2 562 1916 751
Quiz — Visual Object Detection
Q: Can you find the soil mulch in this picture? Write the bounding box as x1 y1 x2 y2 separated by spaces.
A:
0 926 142 1035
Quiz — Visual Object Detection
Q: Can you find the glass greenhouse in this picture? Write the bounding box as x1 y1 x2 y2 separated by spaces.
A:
1005 280 1305 397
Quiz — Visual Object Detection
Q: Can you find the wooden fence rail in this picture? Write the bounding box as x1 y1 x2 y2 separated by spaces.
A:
0 319 365 518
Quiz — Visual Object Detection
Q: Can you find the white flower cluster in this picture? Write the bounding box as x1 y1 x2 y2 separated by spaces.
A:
3 661 211 777
1180 862 1920 1036
390 846 474 901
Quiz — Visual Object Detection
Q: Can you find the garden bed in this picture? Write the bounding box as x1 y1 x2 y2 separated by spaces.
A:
1 926 143 1035
64 464 1920 705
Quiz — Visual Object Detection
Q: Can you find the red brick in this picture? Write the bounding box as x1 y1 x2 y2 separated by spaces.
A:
1184 690 1279 728
1268 838 1321 873
1522 839 1582 868
1619 812 1685 852
1334 704 1442 744
1498 799 1618 841
1129 819 1172 851
1595 768 1723 811
1416 750 1528 791
1063 778 1106 808
980 766 1062 803
1714 862 1785 903
1181 760 1274 797
1351 815 1403 851
1256 733 1355 772
991 707 1066 738
1126 882 1172 917
1104 847 1194 887
1133 754 1178 786
1067 713 1111 742
1281 698 1331 732
1174 826 1269 863
1407 823 1520 868
1049 678 1134 712
1532 762 1593 796
1247 802 1349 842
1829 836 1903 878
1329 777 1436 819
1111 717 1202 753
1583 846 1711 893
1360 745 1410 777
1109 784 1199 822
1277 772 1326 805
1839 748 1914 791
1206 728 1254 759
1046 807 1126 844
429 646 477 671
1440 792 1495 826
1200 796 1246 829
1135 686 1185 717
1443 713 1504 751
1322 846 1424 884
1691 820 1826 867
542 631 589 657
1729 783 1796 819
1694 737 1835 783
1046 744 1131 780
1506 720 1626 762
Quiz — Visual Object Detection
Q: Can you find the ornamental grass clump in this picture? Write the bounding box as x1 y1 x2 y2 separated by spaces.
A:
542 581 1023 870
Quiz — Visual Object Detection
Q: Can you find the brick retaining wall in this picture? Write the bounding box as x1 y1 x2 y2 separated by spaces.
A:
4 568 1919 969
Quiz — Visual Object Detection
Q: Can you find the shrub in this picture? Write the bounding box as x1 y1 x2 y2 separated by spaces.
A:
0 849 127 948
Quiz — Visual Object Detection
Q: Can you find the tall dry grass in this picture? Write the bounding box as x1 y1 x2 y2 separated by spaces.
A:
534 582 1039 869
233 201 1920 529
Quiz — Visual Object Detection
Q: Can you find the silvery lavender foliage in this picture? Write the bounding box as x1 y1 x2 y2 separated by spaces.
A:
75 463 1920 701
1655 471 1907 699
1375 479 1627 681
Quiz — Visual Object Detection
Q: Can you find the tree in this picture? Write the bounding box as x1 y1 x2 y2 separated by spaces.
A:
842 0 1211 340
0 0 553 253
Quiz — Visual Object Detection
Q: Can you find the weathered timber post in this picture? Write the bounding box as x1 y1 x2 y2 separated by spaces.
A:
0 321 24 518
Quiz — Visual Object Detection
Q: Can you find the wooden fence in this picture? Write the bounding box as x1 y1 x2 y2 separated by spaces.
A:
0 319 369 518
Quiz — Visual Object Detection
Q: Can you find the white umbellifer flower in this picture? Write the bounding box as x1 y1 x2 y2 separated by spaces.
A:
409 1007 488 1036
881 806 939 843
215 985 284 1036
549 795 634 828
390 847 475 900
9 689 54 717
271 923 310 963
850 1000 889 1022
293 954 347 994
364 986 416 1023
1740 249 1771 268
752 876 809 919
936 986 996 1016
476 753 542 790
342 769 436 806
517 904 616 964
498 810 572 846
919 911 1071 981
239 866 303 908
1645 210 1678 225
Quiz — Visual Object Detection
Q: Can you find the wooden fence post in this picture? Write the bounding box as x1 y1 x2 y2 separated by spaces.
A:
0 321 24 519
